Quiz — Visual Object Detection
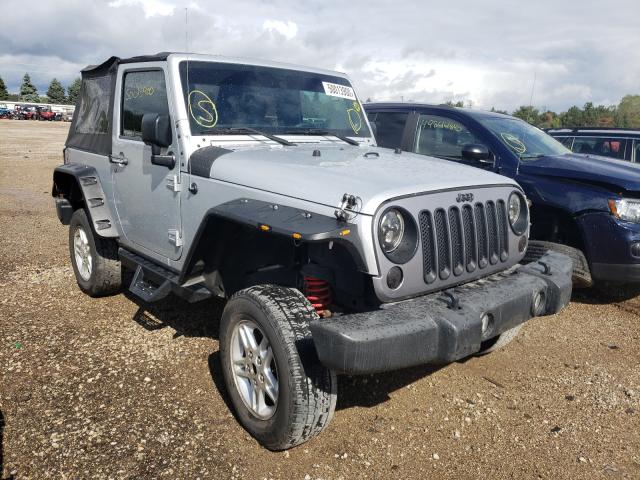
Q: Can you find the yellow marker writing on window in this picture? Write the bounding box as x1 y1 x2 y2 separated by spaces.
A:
347 101 362 134
188 90 218 129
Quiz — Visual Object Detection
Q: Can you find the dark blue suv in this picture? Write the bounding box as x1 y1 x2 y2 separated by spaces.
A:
365 103 640 291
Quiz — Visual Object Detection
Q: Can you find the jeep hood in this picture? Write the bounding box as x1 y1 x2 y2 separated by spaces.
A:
518 153 640 192
204 144 516 215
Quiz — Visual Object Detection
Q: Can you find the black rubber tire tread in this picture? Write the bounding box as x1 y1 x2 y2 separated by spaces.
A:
68 208 121 297
524 240 592 287
220 285 337 451
476 324 522 355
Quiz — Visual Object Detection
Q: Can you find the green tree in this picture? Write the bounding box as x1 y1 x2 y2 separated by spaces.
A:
444 100 465 108
0 76 8 100
615 95 640 128
66 78 82 105
19 73 39 102
512 105 540 126
46 78 66 104
559 106 584 127
490 107 509 115
538 111 561 129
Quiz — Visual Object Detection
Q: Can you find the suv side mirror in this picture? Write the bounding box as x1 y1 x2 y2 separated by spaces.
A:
141 113 175 169
142 113 172 148
462 143 492 163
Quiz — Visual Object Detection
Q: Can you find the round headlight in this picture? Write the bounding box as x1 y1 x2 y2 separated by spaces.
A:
508 192 528 235
379 209 405 253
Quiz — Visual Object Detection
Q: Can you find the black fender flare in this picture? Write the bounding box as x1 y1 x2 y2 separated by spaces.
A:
179 198 367 284
52 163 119 238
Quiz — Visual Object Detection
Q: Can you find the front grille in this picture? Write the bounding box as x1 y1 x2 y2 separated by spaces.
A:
419 200 509 284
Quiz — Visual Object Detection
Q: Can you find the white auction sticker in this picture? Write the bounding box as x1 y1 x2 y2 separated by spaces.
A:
322 82 357 100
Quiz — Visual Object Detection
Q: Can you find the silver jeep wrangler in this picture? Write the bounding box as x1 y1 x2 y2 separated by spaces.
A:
52 52 572 450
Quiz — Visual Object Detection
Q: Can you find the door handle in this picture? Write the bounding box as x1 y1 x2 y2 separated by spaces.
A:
109 152 128 166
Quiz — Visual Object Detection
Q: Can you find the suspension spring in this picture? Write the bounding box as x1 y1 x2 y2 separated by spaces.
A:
303 276 333 316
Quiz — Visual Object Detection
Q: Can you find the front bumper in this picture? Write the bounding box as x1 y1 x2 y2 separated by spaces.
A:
310 251 572 374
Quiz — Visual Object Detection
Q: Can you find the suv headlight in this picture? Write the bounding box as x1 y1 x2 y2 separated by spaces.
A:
379 209 405 253
378 207 418 264
609 198 640 223
508 191 528 235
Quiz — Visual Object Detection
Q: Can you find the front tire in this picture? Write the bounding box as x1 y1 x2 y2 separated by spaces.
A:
220 285 337 450
476 325 522 355
68 208 121 296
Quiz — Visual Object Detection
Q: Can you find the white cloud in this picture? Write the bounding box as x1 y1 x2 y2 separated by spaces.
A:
262 20 298 40
0 0 638 112
108 0 175 17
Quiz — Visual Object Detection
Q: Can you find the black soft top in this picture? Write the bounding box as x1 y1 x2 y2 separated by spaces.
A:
66 53 174 155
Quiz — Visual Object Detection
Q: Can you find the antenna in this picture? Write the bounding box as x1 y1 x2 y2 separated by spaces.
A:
529 71 537 106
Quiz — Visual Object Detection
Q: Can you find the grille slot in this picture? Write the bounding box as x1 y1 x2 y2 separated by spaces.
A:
496 200 509 261
434 209 451 280
420 197 510 285
449 207 464 276
462 205 476 272
419 211 437 284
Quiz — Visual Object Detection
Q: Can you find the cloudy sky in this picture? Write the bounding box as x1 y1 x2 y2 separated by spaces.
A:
1 0 638 111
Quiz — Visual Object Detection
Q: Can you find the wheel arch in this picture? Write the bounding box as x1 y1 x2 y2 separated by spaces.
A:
52 163 119 238
529 203 587 253
179 199 368 297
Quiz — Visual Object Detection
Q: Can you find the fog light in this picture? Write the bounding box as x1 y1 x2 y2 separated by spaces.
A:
518 235 528 253
631 242 640 258
387 266 403 290
532 290 546 316
480 312 494 338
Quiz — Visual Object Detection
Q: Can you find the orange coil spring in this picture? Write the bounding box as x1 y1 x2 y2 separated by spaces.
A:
303 276 333 315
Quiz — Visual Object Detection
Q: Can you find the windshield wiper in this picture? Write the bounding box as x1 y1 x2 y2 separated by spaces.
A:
284 128 360 146
210 127 295 146
519 154 545 160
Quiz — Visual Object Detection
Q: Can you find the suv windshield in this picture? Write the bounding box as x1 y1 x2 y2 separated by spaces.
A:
179 61 370 138
480 116 569 160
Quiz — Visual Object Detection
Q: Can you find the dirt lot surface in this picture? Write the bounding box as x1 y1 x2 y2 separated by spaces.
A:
0 119 639 479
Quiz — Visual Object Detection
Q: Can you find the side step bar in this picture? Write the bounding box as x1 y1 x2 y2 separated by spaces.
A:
119 248 212 303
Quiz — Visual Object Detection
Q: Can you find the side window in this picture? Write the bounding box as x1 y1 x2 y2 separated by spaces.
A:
75 76 111 134
121 70 169 139
371 112 408 148
556 136 574 148
635 140 640 162
415 114 485 159
572 137 627 160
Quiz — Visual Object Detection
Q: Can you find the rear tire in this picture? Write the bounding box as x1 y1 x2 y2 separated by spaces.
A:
219 285 337 450
476 325 522 355
68 208 121 296
524 240 592 287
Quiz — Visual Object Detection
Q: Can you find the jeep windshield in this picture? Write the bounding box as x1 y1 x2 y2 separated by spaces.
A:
480 116 570 160
179 61 370 138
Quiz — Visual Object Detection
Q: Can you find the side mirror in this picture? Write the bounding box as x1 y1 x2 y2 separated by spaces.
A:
141 113 175 169
462 143 491 163
142 113 172 148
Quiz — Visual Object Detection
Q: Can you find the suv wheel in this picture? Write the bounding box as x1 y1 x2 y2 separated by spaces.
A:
220 285 337 450
69 208 121 296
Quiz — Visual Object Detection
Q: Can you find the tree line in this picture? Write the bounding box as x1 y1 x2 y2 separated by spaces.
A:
446 95 640 129
2 71 639 128
0 74 81 105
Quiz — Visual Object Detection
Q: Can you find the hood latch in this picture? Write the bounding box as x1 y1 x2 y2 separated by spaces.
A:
335 193 361 222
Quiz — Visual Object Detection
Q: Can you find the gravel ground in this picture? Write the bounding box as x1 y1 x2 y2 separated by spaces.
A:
0 119 639 479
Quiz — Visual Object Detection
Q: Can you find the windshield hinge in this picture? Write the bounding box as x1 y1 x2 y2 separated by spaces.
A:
168 229 183 247
166 175 181 192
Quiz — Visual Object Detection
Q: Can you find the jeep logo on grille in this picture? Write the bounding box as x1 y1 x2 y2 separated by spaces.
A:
456 192 474 203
